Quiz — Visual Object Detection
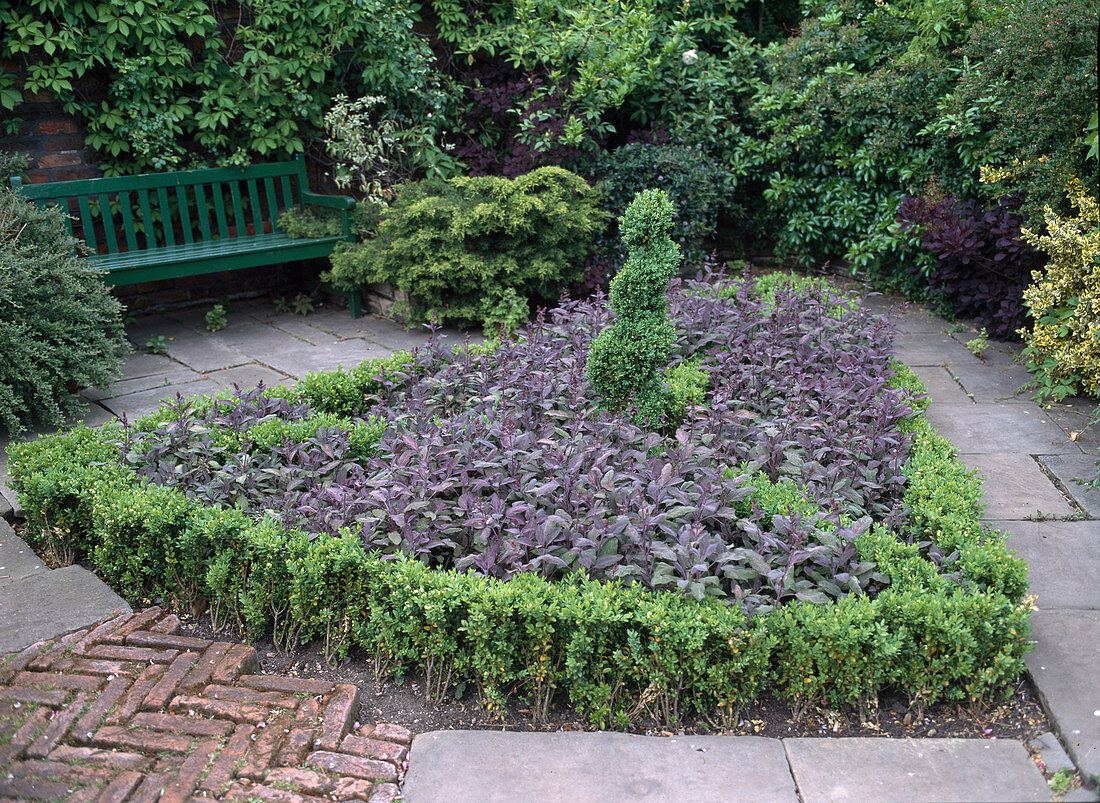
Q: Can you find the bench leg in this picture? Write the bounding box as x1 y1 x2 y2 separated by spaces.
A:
346 290 363 318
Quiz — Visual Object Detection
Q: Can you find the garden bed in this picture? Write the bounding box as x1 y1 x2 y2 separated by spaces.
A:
8 272 1031 729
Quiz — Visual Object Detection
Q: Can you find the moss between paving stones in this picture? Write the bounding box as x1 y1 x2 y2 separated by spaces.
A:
7 356 1031 729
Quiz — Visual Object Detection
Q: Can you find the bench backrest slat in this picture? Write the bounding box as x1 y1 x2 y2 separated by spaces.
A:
75 196 96 250
156 187 175 247
194 184 213 241
137 190 156 250
280 175 295 210
229 181 246 236
176 185 194 245
97 193 119 253
212 183 230 239
246 178 265 236
119 191 139 251
38 198 76 239
10 158 311 254
263 178 279 230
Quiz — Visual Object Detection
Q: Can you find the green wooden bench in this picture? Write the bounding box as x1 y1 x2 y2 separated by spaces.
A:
9 157 362 316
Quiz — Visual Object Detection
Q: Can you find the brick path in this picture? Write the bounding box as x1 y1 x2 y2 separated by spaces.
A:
0 608 407 802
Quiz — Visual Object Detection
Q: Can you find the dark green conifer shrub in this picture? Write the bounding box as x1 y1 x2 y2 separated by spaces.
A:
586 189 680 421
0 179 128 433
324 166 605 334
589 142 729 269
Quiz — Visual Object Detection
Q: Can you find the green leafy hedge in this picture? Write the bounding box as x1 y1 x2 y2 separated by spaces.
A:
7 355 1030 727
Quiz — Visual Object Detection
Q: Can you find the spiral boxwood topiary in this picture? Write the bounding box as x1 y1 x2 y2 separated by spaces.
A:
586 189 681 422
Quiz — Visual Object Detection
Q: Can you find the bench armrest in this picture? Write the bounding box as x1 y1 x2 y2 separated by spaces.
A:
300 191 356 240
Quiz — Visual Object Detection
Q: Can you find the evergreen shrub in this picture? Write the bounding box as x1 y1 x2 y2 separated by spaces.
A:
0 180 128 433
324 166 605 333
589 142 728 269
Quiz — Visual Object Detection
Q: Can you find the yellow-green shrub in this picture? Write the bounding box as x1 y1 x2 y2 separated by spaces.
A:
1020 183 1100 400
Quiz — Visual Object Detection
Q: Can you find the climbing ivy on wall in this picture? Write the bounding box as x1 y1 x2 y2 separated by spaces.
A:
0 0 455 175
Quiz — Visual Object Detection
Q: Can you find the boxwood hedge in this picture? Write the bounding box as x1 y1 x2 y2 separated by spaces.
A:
7 300 1030 730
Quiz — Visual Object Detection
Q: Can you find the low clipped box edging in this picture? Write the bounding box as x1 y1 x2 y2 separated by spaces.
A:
8 359 1030 730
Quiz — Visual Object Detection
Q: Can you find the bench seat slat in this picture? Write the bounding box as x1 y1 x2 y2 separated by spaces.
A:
100 232 344 270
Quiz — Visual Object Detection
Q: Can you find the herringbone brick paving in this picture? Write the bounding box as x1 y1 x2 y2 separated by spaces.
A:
0 608 407 801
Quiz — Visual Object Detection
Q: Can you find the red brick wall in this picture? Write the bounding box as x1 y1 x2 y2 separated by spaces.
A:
0 58 103 184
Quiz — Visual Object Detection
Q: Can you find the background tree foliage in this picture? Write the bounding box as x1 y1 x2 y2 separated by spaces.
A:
1 0 454 174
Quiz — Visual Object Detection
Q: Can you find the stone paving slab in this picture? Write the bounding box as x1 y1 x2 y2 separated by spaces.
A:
261 340 395 378
912 366 972 405
161 332 253 373
211 320 316 354
1043 396 1100 454
892 333 977 367
997 520 1100 610
958 453 1076 519
0 607 408 801
1026 609 1100 783
0 565 130 655
0 520 46 583
99 380 219 420
782 737 1049 802
165 305 266 334
948 361 1033 403
1039 454 1100 518
925 402 1079 455
72 397 116 429
117 350 179 381
402 731 796 803
0 475 19 522
268 315 337 344
1028 731 1077 775
124 317 182 352
861 297 945 334
97 366 207 399
207 364 293 392
304 310 415 341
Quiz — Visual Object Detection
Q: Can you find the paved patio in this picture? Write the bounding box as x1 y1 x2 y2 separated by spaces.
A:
1 292 1098 801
